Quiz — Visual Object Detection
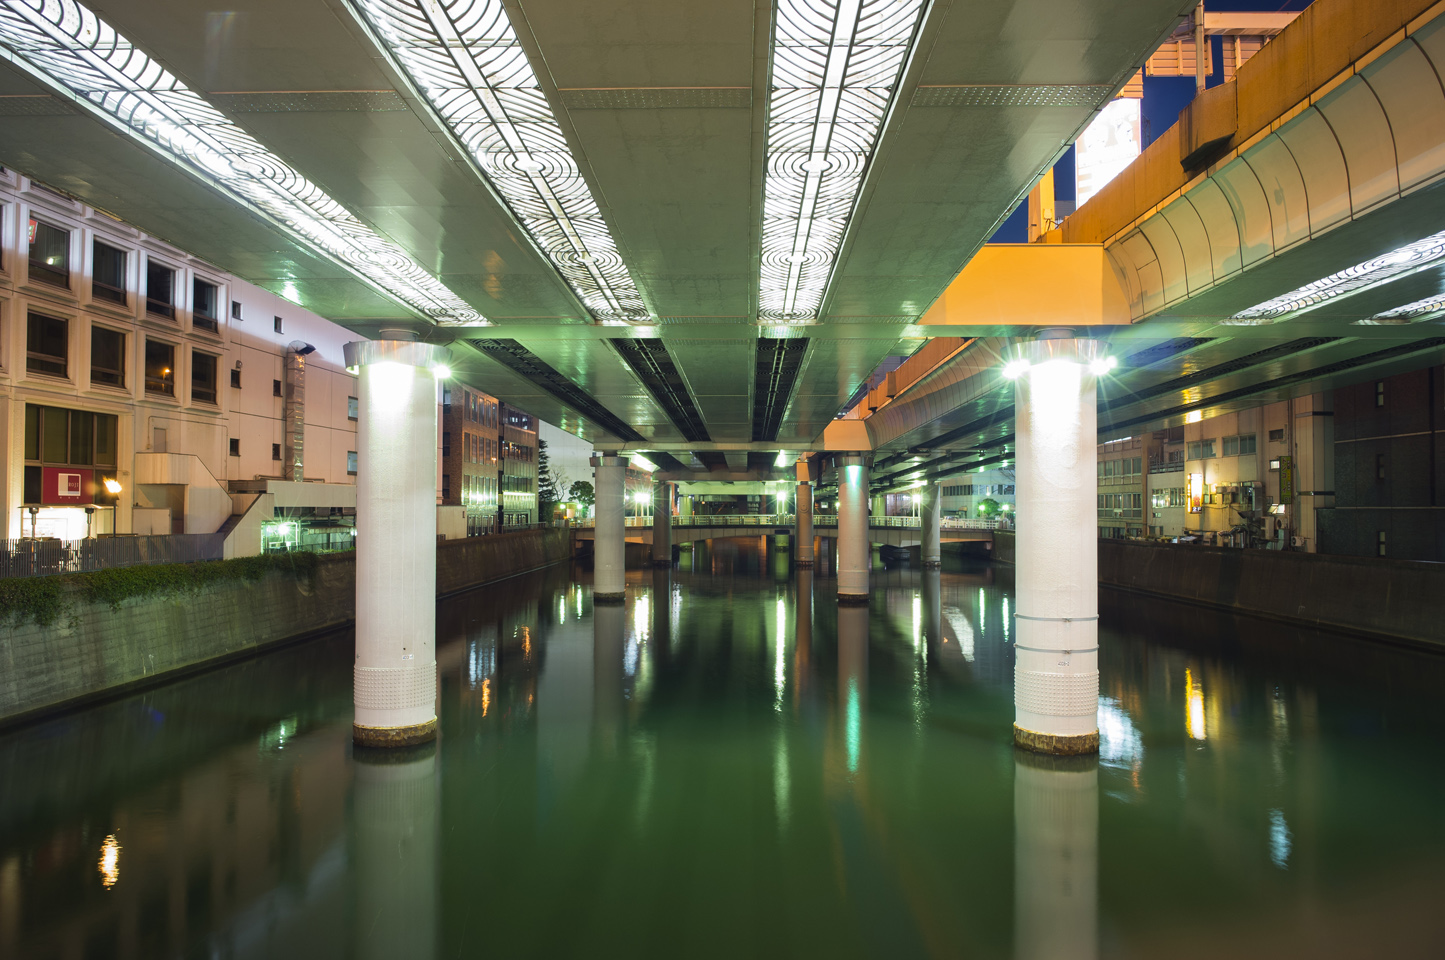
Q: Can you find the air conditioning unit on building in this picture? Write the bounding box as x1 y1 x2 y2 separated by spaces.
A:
1290 536 1305 547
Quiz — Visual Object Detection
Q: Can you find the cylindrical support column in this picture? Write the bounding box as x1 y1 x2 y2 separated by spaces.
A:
1013 336 1102 755
354 745 438 960
680 492 693 520
836 454 871 604
344 339 448 747
796 482 814 567
592 454 627 602
651 480 673 567
921 482 942 567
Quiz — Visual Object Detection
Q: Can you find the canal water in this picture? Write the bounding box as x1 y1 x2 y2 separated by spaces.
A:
3 539 1444 959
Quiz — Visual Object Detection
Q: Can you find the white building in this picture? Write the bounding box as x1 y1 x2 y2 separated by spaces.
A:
1 171 363 552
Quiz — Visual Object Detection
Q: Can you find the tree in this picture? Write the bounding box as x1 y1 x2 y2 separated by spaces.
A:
536 439 563 518
976 497 1001 517
568 480 595 512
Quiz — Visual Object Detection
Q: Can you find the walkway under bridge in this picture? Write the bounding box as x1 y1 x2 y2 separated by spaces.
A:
572 515 1004 549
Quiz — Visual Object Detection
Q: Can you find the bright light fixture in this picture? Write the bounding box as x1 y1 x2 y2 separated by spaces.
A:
629 454 659 473
633 491 650 503
102 478 122 495
1002 358 1031 379
759 0 929 321
774 450 794 468
1228 227 1445 323
1363 293 1445 324
348 0 645 322
0 0 488 326
432 363 452 380
1088 356 1117 376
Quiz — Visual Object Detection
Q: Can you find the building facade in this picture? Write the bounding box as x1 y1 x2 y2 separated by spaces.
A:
1097 436 1145 539
939 469 1016 518
438 384 539 533
1 172 362 545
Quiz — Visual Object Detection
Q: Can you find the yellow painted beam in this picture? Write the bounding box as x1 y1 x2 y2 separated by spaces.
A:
918 244 1132 327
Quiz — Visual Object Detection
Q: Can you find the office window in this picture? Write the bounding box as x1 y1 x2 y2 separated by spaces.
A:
26 311 68 378
273 379 282 397
442 474 450 500
229 438 240 456
231 300 242 320
348 450 358 475
27 219 69 286
92 240 127 304
1378 530 1387 557
1269 428 1284 442
1376 453 1386 481
442 431 451 458
272 443 282 461
144 339 175 396
1238 435 1256 456
1187 439 1216 459
348 395 358 420
1376 381 1385 407
230 368 241 388
193 278 219 332
91 326 125 388
146 260 175 318
274 315 284 334
192 351 218 404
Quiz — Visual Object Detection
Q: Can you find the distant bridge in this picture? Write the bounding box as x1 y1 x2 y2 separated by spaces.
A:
571 515 1005 548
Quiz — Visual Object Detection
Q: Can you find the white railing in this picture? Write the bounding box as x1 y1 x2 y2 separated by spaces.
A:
572 515 1009 531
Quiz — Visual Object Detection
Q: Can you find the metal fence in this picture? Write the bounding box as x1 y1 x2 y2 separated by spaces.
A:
0 535 226 579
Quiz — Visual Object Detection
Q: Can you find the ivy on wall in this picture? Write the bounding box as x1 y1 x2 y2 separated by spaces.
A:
0 553 321 627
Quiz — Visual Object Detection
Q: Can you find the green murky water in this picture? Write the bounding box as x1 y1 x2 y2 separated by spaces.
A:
2 539 1443 958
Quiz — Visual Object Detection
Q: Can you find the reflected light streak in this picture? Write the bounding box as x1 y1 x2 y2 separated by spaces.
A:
1186 668 1207 740
1269 809 1292 868
1098 697 1143 766
774 733 790 832
775 596 787 711
912 593 922 652
98 834 120 889
846 678 861 773
943 607 975 662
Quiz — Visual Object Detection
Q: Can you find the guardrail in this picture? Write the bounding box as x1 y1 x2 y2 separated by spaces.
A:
0 534 226 579
572 515 1010 531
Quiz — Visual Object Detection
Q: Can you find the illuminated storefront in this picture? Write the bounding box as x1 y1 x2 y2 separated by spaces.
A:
20 404 120 539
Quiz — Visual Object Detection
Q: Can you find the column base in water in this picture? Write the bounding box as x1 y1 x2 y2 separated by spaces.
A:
838 592 869 606
1013 724 1099 757
922 560 942 569
593 591 626 603
354 718 438 748
796 559 814 568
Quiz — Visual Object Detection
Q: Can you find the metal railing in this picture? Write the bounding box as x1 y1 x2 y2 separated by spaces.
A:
572 514 1010 530
0 534 226 579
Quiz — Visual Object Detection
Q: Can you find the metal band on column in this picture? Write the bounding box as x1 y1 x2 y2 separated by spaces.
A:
344 339 449 747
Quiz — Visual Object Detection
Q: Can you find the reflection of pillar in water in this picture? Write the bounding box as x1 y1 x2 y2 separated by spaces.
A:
837 603 868 773
921 567 943 658
593 599 627 751
651 480 673 567
794 567 813 703
772 537 791 580
1014 752 1098 960
354 745 438 960
650 567 673 656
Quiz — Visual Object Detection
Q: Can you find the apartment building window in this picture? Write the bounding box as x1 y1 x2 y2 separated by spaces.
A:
193 278 220 332
274 316 284 334
348 451 358 475
1186 439 1216 459
1222 434 1256 457
1376 381 1385 407
27 219 69 286
145 260 176 318
92 240 127 304
192 351 218 404
91 326 125 388
144 339 176 396
272 443 282 461
348 395 358 420
231 300 242 320
1376 453 1386 481
1377 531 1387 556
229 438 240 456
1269 428 1284 442
273 379 282 397
442 432 451 458
230 368 241 388
442 474 450 500
26 311 68 378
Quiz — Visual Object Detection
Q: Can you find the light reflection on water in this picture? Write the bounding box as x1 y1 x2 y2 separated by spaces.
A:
2 539 1445 958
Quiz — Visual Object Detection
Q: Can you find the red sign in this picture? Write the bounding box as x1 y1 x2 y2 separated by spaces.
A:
42 467 93 505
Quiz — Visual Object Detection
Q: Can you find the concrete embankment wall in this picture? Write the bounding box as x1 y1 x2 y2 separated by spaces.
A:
993 532 1444 648
0 528 571 726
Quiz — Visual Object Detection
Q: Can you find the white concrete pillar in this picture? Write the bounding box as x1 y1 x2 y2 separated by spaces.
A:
837 454 870 604
592 454 627 601
651 480 673 567
1014 754 1098 960
796 482 814 567
680 492 693 520
354 747 438 960
344 339 449 747
1012 335 1103 755
921 482 942 567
